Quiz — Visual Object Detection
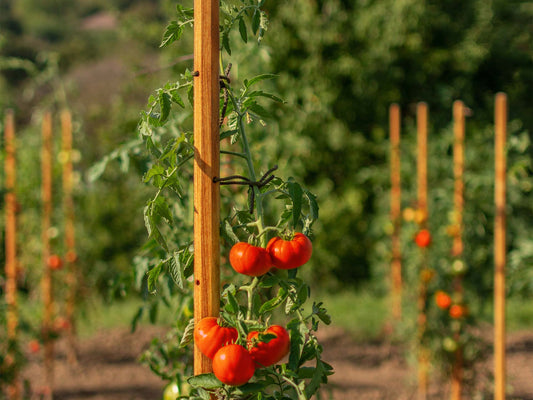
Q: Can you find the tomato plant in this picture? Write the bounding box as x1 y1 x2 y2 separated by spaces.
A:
194 317 238 359
229 242 272 277
132 2 332 399
267 233 313 270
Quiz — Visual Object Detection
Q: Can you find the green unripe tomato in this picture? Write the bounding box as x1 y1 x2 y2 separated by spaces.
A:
451 259 467 275
442 337 458 353
163 382 180 400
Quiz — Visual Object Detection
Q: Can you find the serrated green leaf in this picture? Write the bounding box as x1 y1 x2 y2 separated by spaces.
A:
153 196 173 224
259 274 280 288
180 318 195 347
187 373 222 389
167 252 184 289
238 17 248 43
161 21 184 47
246 90 284 103
170 89 186 108
222 219 240 245
304 359 331 398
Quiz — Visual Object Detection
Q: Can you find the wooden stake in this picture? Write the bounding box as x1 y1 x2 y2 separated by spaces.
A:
451 100 465 400
416 102 429 400
41 111 55 395
389 104 402 321
4 110 21 399
61 109 78 364
193 0 220 376
494 93 507 400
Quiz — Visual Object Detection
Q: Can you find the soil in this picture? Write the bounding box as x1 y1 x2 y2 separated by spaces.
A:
21 325 533 400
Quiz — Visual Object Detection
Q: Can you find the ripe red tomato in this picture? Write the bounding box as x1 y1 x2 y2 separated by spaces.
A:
247 325 290 367
449 304 467 319
28 339 41 354
414 229 432 248
212 344 255 386
266 232 312 270
47 254 63 270
435 291 452 309
229 242 272 276
194 317 238 359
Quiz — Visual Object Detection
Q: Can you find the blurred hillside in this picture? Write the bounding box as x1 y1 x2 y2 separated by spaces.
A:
1 0 532 297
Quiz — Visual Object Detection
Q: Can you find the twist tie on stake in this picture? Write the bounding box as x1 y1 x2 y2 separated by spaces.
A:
214 165 278 214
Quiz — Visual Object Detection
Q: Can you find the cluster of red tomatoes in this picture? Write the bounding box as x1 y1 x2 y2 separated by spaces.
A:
194 317 290 386
229 232 313 276
435 290 468 319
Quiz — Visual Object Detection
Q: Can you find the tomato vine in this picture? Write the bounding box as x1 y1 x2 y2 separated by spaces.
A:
134 2 332 399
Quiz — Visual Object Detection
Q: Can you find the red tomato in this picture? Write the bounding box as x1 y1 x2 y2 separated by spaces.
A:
449 304 467 319
212 344 255 386
194 317 238 359
435 291 452 309
266 233 312 270
247 325 290 367
47 254 63 270
28 339 41 354
414 229 432 248
229 242 272 276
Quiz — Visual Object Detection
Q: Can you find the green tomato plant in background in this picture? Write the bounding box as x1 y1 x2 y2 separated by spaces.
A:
135 1 333 399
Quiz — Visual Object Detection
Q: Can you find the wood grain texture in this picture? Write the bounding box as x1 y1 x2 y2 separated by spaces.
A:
494 92 507 400
389 104 402 321
193 0 221 376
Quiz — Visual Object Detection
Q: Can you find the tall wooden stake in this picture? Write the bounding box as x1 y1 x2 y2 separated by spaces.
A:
61 110 78 364
451 100 465 400
193 0 220 376
494 93 507 400
417 102 429 400
4 110 21 400
41 112 55 396
389 104 402 321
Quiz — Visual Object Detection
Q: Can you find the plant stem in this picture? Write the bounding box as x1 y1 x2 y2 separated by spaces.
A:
245 277 259 321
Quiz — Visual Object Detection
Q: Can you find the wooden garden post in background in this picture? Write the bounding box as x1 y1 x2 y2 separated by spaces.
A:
4 110 21 400
416 102 429 400
193 0 220 376
451 100 465 400
41 112 55 395
389 104 402 321
494 93 507 400
61 109 78 364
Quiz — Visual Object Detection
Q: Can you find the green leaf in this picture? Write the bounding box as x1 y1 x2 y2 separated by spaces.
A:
167 252 184 289
87 156 109 182
170 89 186 108
187 373 223 389
312 302 332 325
131 306 144 333
304 359 329 398
232 381 270 395
238 17 248 43
159 91 171 123
304 189 319 221
153 196 173 224
259 286 288 314
259 274 280 288
149 301 159 323
180 318 195 347
144 204 169 251
222 32 231 55
221 219 240 245
161 21 184 47
225 290 240 314
288 180 303 228
244 74 277 88
251 9 260 34
247 90 284 103
147 262 163 293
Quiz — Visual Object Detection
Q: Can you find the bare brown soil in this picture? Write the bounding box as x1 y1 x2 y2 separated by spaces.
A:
21 326 533 400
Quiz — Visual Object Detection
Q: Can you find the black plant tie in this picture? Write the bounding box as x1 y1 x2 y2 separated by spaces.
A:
219 63 232 127
214 165 278 214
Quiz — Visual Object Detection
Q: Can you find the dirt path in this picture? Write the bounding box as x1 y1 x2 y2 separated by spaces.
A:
21 326 533 399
